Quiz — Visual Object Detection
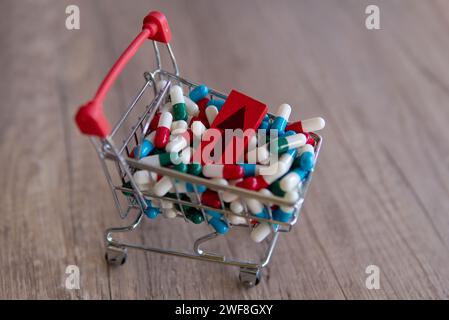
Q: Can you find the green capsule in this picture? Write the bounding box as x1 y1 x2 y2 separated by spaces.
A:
173 103 188 121
121 181 133 196
151 148 165 155
269 180 285 197
159 152 178 166
173 162 188 173
188 163 203 176
186 208 204 224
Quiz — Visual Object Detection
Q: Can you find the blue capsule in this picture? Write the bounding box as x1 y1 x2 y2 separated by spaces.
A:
208 217 229 234
206 210 229 234
133 138 154 159
300 152 315 171
144 199 160 219
239 163 256 177
208 99 225 111
279 130 296 138
189 84 209 102
271 104 291 134
272 207 293 222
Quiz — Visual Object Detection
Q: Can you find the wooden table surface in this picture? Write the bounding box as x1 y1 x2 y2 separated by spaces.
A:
1 0 449 299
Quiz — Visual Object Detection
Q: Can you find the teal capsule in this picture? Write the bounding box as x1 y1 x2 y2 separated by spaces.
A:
189 84 209 102
208 99 225 111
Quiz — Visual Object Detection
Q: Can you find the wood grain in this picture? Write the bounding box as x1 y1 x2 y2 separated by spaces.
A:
1 0 449 299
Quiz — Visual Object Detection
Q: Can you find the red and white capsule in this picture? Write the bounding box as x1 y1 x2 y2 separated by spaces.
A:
202 164 245 180
155 112 173 148
285 117 325 133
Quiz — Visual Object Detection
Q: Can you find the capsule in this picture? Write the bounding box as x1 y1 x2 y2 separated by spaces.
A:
133 170 157 191
184 96 200 116
272 191 299 222
238 163 266 177
221 179 242 202
201 190 221 209
166 134 188 153
228 213 247 225
169 85 187 121
189 84 209 102
139 152 178 167
131 131 156 159
171 120 188 135
206 210 229 234
191 120 207 139
250 222 272 243
280 167 309 192
160 102 172 113
246 198 269 219
258 120 270 130
155 112 173 148
208 99 225 111
247 144 270 164
270 104 291 133
202 164 245 180
296 144 315 171
254 149 298 189
188 162 203 176
303 132 316 146
156 80 168 92
177 181 207 194
144 199 160 219
285 117 325 133
205 105 219 126
185 207 204 224
149 112 161 131
230 199 244 214
272 133 306 154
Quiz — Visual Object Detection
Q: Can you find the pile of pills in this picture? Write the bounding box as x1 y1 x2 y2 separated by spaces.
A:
126 82 325 243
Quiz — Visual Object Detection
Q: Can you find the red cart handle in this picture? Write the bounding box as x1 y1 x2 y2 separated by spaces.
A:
75 11 171 138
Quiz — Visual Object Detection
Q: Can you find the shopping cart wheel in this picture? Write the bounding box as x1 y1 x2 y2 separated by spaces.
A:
239 267 261 288
105 246 128 266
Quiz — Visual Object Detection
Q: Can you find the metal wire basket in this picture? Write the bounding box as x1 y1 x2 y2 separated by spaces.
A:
75 11 322 287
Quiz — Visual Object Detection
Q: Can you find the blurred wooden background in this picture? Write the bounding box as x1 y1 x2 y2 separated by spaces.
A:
1 0 449 299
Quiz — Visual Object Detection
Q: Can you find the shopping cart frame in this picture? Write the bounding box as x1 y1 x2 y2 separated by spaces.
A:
76 11 322 287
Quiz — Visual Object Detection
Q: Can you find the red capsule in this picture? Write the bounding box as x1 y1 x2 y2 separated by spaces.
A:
201 190 221 209
150 112 161 131
236 177 259 190
155 112 173 148
303 132 316 146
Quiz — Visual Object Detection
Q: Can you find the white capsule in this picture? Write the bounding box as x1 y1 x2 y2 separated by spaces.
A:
153 176 173 197
247 144 270 164
222 179 241 202
160 102 172 113
301 117 325 132
298 143 315 155
251 222 272 243
158 112 173 129
170 85 185 105
230 199 244 214
191 121 206 139
133 170 152 191
209 178 228 191
261 151 296 185
245 198 266 216
274 133 306 152
171 120 188 135
184 96 200 116
205 105 219 126
179 147 191 164
166 135 188 153
280 168 309 192
163 209 178 219
228 213 247 225
259 188 275 206
277 103 291 120
279 191 299 213
156 80 168 92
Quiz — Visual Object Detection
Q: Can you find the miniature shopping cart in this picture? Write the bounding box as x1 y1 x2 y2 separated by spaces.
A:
75 11 322 287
